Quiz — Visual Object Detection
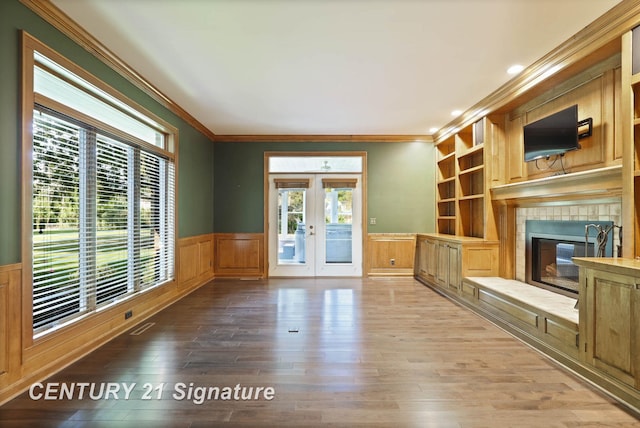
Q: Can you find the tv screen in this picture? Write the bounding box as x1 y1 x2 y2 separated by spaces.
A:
523 104 579 162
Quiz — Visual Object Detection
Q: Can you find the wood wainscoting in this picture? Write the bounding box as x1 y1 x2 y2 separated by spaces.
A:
367 233 417 276
214 233 265 278
0 264 21 392
178 233 215 289
211 233 417 278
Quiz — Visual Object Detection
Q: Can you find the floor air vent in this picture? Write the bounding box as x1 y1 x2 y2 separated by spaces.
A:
129 322 155 336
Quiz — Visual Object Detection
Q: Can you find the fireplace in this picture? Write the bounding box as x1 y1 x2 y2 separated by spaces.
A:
525 220 614 296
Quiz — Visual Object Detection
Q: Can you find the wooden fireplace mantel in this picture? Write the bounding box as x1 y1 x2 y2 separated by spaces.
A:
490 165 622 204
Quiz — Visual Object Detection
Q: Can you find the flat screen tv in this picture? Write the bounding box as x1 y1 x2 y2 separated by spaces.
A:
523 104 580 162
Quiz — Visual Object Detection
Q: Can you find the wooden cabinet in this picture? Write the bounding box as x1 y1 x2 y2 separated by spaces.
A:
433 240 460 291
415 234 499 293
446 243 460 291
575 258 640 389
416 237 437 282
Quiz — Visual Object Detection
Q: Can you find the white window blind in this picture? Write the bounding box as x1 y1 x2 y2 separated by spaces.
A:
95 133 130 306
32 111 82 328
32 108 175 333
274 178 310 189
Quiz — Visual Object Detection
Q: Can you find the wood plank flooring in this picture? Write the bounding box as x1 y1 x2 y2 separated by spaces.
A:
1 277 639 427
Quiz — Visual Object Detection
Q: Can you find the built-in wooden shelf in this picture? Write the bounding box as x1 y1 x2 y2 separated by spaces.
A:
459 144 483 158
458 164 484 177
437 177 455 184
433 117 499 240
438 197 455 203
439 151 455 162
458 194 484 201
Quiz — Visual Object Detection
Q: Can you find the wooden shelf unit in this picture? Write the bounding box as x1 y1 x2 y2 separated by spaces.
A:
436 135 457 235
434 118 498 240
624 26 640 259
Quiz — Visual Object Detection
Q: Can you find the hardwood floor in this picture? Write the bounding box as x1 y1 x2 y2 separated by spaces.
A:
1 277 639 427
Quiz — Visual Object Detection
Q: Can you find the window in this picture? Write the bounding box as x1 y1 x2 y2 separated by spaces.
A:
23 33 176 336
269 156 362 173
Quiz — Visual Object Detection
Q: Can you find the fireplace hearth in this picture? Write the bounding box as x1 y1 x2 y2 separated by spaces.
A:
525 220 614 296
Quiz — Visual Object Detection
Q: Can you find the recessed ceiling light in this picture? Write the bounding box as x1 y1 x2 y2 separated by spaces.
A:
507 64 525 75
451 110 462 117
429 127 439 134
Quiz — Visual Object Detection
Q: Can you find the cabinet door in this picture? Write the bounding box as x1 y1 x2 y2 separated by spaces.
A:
436 242 449 287
447 245 460 291
425 240 438 280
416 238 439 283
583 268 639 387
416 238 428 279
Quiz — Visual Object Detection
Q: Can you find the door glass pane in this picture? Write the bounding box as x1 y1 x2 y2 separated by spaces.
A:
324 187 353 264
277 188 306 264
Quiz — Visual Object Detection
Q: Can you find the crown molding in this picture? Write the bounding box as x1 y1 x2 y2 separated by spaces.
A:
211 134 433 143
19 0 217 142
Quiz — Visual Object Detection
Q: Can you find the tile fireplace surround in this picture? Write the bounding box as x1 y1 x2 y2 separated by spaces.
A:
515 202 622 282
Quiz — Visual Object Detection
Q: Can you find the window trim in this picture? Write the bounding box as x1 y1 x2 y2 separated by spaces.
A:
21 31 179 346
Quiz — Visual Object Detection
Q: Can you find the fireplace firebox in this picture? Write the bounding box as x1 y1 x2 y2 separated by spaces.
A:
525 220 614 296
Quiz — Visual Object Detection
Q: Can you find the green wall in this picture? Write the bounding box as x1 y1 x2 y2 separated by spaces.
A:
0 0 214 265
213 142 435 233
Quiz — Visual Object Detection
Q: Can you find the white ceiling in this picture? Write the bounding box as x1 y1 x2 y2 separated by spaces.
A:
50 0 622 137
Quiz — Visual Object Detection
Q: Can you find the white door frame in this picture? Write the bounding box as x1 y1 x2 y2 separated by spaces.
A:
264 152 367 278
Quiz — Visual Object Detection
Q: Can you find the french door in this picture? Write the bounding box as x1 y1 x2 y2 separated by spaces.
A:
268 174 362 277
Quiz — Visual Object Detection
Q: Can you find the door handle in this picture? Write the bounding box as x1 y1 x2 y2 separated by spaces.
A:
309 225 315 236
